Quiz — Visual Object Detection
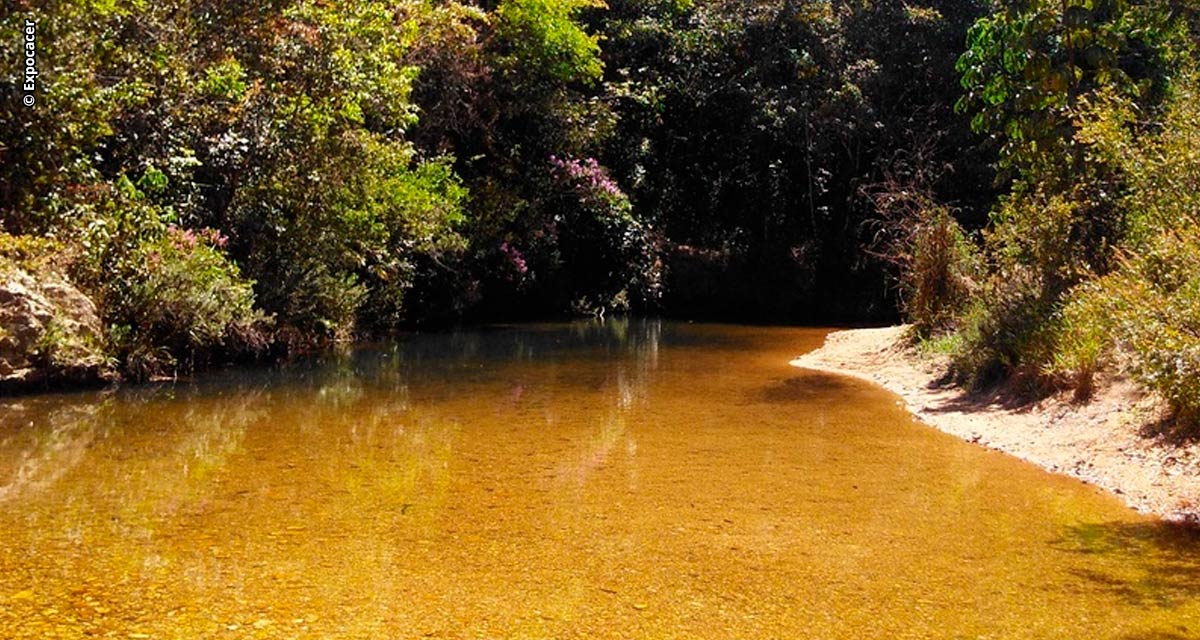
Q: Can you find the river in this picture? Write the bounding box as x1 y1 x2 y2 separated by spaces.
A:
1 321 1198 638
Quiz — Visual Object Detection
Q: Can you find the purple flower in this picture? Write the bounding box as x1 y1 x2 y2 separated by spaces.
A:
500 242 528 276
549 155 625 200
166 225 230 250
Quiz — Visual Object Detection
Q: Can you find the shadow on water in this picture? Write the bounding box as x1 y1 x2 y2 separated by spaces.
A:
1116 632 1197 640
294 318 662 376
1049 520 1200 610
754 373 860 405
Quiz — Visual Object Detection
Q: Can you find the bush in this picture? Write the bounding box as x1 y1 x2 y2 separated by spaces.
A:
119 226 263 358
943 3 1193 395
948 184 1114 390
1044 282 1111 400
0 233 66 280
908 209 978 335
866 179 980 337
951 266 1060 391
67 184 266 379
1039 65 1200 421
229 135 467 340
1086 229 1200 422
501 155 661 315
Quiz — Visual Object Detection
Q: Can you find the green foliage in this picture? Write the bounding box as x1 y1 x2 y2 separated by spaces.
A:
201 58 248 101
66 184 265 378
227 129 467 339
0 233 64 274
33 320 71 370
987 189 1102 292
118 226 261 358
1075 71 1200 243
494 0 607 86
592 0 993 319
1045 66 1200 419
1075 229 1200 422
946 181 1124 389
2 0 470 350
20 0 1198 391
335 147 469 332
951 266 1059 390
1044 282 1109 400
943 15 1200 412
1 4 125 232
943 2 1195 387
956 0 1187 174
542 155 660 313
211 0 446 337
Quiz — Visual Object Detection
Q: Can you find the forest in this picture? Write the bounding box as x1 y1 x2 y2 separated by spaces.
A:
2 0 1198 424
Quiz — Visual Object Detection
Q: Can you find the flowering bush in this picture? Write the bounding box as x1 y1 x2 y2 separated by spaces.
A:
69 187 266 378
549 155 624 202
116 224 265 377
164 224 229 250
543 155 661 313
498 241 529 279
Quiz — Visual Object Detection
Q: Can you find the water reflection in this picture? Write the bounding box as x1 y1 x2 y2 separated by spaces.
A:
0 396 107 502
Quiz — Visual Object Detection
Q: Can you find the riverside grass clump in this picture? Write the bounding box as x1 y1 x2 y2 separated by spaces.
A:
865 172 980 339
893 205 979 339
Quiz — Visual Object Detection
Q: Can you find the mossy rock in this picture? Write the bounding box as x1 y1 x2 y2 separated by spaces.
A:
0 266 117 393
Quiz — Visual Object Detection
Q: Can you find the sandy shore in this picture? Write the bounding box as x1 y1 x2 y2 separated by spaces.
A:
791 326 1200 523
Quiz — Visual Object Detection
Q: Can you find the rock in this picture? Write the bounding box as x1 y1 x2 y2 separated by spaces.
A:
0 266 116 393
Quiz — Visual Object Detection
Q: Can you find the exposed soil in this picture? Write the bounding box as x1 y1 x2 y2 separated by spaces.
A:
792 326 1200 523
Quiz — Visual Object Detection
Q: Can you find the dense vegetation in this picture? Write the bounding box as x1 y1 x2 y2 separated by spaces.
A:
3 0 1199 422
903 0 1199 425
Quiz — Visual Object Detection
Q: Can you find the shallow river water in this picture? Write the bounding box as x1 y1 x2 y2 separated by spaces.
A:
1 321 1199 639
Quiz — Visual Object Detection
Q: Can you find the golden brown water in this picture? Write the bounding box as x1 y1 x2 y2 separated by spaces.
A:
2 321 1199 639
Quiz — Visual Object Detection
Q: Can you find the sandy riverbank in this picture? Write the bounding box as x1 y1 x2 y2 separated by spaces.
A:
791 326 1200 523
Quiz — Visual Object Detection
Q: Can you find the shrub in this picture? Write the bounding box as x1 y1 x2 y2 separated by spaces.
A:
66 184 266 378
948 185 1113 390
107 225 266 378
951 266 1060 391
1044 282 1111 400
1090 229 1200 423
907 210 978 335
1040 65 1200 421
945 3 1193 394
0 233 64 273
545 155 661 314
229 135 467 339
865 177 979 337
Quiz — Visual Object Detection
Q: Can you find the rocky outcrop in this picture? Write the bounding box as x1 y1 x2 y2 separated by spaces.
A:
0 267 117 392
